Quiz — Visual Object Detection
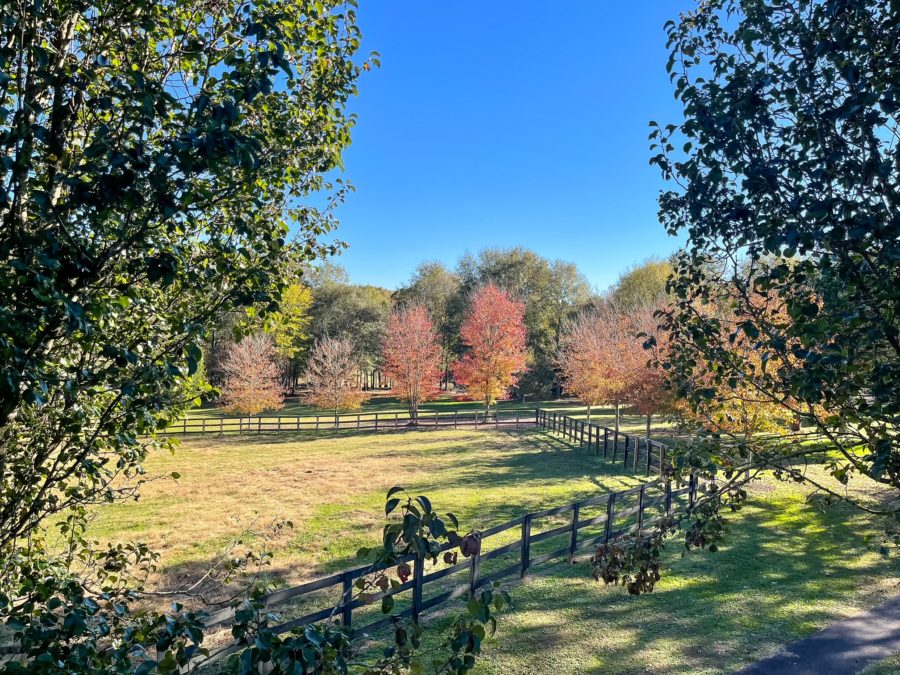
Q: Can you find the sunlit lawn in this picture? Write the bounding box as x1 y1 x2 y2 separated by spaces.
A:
87 426 900 673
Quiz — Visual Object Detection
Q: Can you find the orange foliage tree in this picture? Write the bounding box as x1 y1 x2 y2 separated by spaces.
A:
453 284 527 415
303 337 370 424
382 305 443 423
618 304 677 439
221 334 284 415
559 305 673 434
557 311 628 424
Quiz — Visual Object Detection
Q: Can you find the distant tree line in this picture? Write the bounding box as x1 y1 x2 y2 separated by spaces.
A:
206 248 674 414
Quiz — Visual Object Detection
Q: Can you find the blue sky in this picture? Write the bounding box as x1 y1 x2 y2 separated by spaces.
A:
325 1 692 293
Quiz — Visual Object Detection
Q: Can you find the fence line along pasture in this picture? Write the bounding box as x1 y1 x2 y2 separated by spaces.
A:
163 408 538 436
536 409 669 477
202 470 699 664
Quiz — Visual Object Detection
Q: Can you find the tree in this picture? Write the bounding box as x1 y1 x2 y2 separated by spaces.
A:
221 335 285 415
269 283 314 391
618 305 677 440
557 306 662 434
609 258 672 311
455 248 591 398
382 306 443 423
0 0 367 669
303 337 370 422
557 313 623 424
649 0 900 546
394 262 460 390
453 284 527 415
307 272 392 382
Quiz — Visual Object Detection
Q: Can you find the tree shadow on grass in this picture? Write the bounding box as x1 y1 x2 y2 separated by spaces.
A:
153 472 900 675
443 496 900 675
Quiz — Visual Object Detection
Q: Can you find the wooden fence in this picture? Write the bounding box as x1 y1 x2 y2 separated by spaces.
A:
163 409 537 436
202 472 698 660
536 409 669 477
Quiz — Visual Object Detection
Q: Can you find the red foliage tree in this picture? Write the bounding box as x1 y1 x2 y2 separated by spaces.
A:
453 284 527 415
220 334 284 415
382 305 443 423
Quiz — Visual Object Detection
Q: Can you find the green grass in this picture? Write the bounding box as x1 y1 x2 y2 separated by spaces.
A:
459 473 900 674
863 652 900 674
90 428 644 590
87 427 900 673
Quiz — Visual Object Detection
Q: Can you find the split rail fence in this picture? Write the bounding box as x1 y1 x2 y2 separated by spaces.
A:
536 409 669 477
202 435 696 662
163 409 537 436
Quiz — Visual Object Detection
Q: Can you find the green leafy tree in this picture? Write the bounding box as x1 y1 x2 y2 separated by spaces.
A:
650 0 900 536
608 258 672 311
269 282 314 390
307 271 392 381
0 0 368 669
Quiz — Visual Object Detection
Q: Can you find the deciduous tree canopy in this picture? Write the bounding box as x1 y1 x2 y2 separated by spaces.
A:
453 284 528 415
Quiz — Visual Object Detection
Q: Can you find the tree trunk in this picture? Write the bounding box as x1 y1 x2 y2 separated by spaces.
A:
586 404 592 424
646 413 652 441
614 400 620 435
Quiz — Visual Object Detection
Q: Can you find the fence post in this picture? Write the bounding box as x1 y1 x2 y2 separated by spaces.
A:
637 484 646 534
623 434 629 468
660 444 667 474
435 410 439 429
568 503 580 563
454 411 458 429
520 515 532 578
296 416 300 432
341 572 353 627
579 421 584 447
374 413 379 431
182 417 187 435
603 428 609 457
201 418 206 435
395 412 399 430
535 408 539 426
632 436 640 473
412 555 424 623
664 480 672 518
645 440 652 476
277 417 282 433
220 418 224 436
604 492 616 543
515 410 519 429
257 417 262 434
315 416 320 435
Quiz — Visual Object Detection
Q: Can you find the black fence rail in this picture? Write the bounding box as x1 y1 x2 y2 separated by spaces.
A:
163 409 538 436
536 409 669 477
201 468 699 665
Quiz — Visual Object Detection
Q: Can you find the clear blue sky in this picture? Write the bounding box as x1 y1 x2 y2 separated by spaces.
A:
325 1 692 293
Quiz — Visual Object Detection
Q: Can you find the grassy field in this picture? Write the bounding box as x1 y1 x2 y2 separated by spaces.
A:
90 427 645 594
87 426 900 673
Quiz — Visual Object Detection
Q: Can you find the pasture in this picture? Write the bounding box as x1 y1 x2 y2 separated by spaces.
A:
88 415 900 674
